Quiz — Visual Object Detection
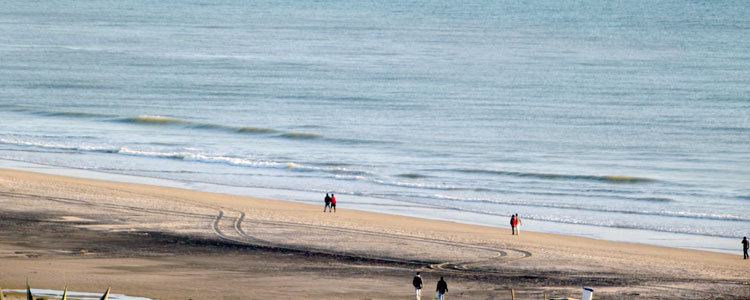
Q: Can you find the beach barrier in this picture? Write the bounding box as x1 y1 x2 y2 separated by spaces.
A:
10 284 114 300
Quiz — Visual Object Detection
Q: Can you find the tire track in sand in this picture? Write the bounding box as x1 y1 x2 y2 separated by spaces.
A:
0 191 531 273
220 211 532 273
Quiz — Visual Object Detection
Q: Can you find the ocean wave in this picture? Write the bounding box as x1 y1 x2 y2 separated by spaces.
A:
285 162 372 176
458 207 741 239
234 126 280 134
117 147 187 160
365 175 665 196
510 189 676 203
452 168 655 183
119 116 380 144
397 173 430 179
116 147 290 169
120 115 189 125
119 115 288 136
338 192 740 238
633 197 674 203
5 107 375 145
189 123 280 134
0 104 26 109
1 105 115 118
2 136 676 205
421 193 746 223
371 179 459 190
278 132 323 139
43 111 116 118
0 137 374 177
0 138 117 153
119 115 345 141
25 83 111 90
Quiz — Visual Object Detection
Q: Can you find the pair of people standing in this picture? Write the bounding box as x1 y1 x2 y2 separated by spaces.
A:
323 193 336 212
412 272 448 300
510 213 522 235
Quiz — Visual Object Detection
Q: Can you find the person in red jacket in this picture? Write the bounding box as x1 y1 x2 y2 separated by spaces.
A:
510 214 518 235
330 193 336 213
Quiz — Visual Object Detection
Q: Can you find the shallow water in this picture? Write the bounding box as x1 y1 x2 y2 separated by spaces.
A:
0 0 748 253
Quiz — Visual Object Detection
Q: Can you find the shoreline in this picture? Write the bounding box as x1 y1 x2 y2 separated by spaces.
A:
0 167 748 299
0 158 738 254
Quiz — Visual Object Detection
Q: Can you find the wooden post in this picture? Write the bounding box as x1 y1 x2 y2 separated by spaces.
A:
510 288 515 300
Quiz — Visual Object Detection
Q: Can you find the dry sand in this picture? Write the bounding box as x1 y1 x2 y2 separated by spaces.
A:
0 168 747 299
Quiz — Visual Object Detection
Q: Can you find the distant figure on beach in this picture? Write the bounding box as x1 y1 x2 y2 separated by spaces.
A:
330 193 336 213
324 193 331 212
412 271 423 300
510 214 518 235
435 276 448 300
743 237 749 259
515 213 522 235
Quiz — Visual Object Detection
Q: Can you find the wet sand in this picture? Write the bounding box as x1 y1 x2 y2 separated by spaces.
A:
0 169 747 299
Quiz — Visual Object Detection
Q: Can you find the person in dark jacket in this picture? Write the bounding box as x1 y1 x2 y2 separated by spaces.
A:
412 271 423 300
743 237 749 259
324 193 331 212
436 276 448 300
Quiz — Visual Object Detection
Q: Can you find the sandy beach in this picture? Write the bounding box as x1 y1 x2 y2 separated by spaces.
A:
0 168 747 299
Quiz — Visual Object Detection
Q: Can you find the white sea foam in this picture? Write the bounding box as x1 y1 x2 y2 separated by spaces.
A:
0 138 117 153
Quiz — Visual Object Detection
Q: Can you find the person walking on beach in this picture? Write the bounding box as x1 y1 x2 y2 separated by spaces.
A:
435 276 448 300
743 237 749 259
324 193 332 212
412 271 423 300
510 214 518 235
515 213 522 235
330 193 336 213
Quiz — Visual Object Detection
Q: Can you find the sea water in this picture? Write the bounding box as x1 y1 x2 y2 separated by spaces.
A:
0 0 748 254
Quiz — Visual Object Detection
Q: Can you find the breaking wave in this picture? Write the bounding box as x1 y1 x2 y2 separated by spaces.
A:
44 111 116 118
421 193 748 223
120 115 188 125
119 115 331 141
0 137 371 176
279 132 323 139
4 107 377 144
235 126 280 134
189 123 280 134
0 138 117 153
452 169 655 183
